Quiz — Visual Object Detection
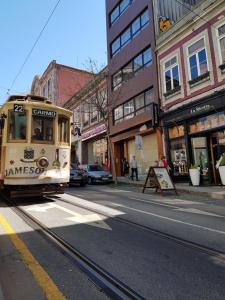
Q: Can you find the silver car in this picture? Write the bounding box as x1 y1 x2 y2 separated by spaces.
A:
80 164 113 184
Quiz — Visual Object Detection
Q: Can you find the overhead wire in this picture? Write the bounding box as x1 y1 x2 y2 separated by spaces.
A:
8 0 62 94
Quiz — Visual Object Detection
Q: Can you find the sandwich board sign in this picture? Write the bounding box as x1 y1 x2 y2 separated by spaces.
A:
142 166 177 195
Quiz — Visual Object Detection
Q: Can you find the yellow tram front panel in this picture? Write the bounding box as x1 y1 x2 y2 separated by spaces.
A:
4 145 70 185
0 95 72 187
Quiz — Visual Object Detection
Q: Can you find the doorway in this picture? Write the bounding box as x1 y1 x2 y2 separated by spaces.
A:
191 130 225 184
210 131 225 184
191 136 210 184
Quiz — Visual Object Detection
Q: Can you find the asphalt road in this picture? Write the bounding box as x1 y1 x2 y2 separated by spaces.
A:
1 184 225 299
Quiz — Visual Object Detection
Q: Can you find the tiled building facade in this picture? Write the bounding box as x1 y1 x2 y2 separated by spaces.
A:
157 0 225 184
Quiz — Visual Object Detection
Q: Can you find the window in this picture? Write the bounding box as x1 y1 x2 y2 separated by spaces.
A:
113 88 153 124
122 61 133 81
58 116 69 143
135 93 145 115
121 28 131 47
188 38 208 80
82 104 89 127
164 56 180 93
112 38 120 56
42 86 46 97
32 116 54 143
47 79 51 98
133 54 143 72
114 105 123 124
90 101 98 124
141 10 149 27
132 18 141 36
143 48 152 67
111 8 149 57
110 0 133 26
8 110 27 141
110 6 119 24
112 70 122 90
124 100 134 119
120 0 130 14
145 89 154 105
112 47 152 90
218 23 225 64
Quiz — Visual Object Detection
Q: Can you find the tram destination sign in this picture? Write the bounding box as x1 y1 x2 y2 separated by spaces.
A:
32 109 56 118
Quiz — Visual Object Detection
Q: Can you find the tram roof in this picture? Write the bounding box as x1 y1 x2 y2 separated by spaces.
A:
6 94 51 103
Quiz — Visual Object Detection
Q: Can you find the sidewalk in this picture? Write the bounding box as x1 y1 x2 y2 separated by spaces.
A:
117 176 225 200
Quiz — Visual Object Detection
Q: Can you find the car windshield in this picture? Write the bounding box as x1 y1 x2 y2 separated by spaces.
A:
88 165 104 171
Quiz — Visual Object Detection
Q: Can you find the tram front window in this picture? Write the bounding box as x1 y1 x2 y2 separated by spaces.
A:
58 116 69 143
32 116 53 143
8 110 27 140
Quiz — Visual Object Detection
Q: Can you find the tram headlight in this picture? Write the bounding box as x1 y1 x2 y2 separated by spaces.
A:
36 157 49 169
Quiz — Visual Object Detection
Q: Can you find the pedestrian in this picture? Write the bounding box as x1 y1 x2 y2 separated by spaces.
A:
130 155 138 181
122 158 130 177
159 155 170 172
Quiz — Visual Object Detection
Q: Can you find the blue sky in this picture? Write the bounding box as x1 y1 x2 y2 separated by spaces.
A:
0 0 107 104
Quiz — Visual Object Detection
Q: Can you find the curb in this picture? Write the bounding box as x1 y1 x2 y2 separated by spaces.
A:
175 188 225 200
117 180 225 200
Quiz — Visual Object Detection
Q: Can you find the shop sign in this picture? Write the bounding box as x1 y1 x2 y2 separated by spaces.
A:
190 104 213 115
189 112 225 134
142 167 177 195
81 124 106 141
32 109 56 118
135 135 143 150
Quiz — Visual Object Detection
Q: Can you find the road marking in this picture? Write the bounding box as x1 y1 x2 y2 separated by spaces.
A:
101 189 131 193
0 213 65 300
114 204 225 236
27 202 112 230
175 208 224 217
66 214 111 230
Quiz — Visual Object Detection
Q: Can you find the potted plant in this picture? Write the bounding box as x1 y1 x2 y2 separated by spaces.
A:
218 155 225 185
189 164 200 186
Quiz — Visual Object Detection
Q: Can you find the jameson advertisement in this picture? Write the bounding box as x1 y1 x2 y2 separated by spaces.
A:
5 167 45 176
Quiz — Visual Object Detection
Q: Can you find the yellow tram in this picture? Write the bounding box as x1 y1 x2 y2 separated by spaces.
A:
0 94 72 197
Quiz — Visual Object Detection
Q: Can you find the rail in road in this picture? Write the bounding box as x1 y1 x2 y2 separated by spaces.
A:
2 192 145 300
55 193 225 263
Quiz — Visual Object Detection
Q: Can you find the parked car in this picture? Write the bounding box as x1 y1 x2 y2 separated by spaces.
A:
80 164 113 184
69 165 88 187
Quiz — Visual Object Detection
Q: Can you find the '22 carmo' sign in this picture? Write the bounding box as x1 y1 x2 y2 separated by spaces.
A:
32 109 56 118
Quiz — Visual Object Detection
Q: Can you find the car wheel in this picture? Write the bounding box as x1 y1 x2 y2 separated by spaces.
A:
80 183 86 187
88 177 92 185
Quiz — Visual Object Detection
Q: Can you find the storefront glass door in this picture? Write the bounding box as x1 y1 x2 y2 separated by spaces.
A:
191 137 210 183
210 131 225 184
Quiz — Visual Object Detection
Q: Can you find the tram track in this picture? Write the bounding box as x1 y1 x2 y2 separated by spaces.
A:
2 192 145 300
56 193 225 262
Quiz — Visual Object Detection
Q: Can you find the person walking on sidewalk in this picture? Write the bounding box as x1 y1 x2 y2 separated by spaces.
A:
130 155 138 181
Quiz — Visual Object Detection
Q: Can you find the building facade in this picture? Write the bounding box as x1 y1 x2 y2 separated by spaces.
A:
106 0 162 177
31 60 92 107
157 0 225 184
64 68 108 167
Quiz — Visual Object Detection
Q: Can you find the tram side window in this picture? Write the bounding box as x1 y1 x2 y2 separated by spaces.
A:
32 116 53 142
58 116 69 143
8 110 27 140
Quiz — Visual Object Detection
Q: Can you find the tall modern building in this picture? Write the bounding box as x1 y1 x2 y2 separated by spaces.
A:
105 0 162 177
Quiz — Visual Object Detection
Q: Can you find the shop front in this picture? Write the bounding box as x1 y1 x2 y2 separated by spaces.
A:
163 92 225 184
81 124 108 167
111 123 161 177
